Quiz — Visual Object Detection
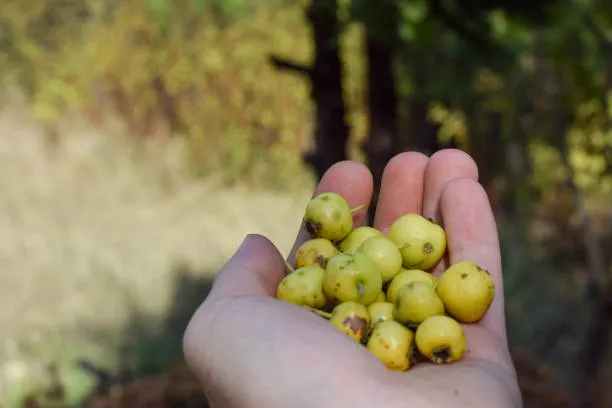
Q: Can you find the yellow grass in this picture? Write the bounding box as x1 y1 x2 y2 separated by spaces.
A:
0 95 314 406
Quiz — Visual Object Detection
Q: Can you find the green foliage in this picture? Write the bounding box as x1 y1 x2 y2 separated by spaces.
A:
349 0 400 44
340 23 368 154
3 0 612 202
567 94 612 196
0 0 321 190
396 0 429 42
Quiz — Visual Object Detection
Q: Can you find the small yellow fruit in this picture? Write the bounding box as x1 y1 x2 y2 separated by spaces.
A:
295 238 340 269
436 261 495 323
304 192 355 242
329 301 371 342
357 236 403 283
366 320 414 371
367 302 395 328
323 252 383 306
374 291 386 303
387 214 447 270
415 315 466 364
386 268 437 304
393 281 445 325
276 266 327 309
339 226 384 253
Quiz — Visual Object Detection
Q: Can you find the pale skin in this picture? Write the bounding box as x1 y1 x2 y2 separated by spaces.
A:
183 149 522 408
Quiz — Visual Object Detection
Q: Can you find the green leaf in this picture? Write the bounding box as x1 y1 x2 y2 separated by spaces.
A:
220 0 248 18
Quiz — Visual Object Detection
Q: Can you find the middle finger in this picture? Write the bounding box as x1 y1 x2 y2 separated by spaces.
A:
372 151 429 233
421 149 479 273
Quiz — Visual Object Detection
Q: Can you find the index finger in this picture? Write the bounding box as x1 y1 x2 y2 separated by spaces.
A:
286 161 374 267
439 177 506 342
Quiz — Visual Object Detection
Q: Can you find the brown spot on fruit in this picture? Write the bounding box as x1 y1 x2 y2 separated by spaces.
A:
423 243 433 254
343 316 368 338
305 220 321 237
315 255 327 267
432 346 451 364
321 195 330 201
460 273 468 279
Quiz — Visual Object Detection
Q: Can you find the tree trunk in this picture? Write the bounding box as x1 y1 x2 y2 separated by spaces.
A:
363 31 399 224
304 0 350 181
469 110 504 190
402 49 440 155
408 95 440 155
269 1 349 183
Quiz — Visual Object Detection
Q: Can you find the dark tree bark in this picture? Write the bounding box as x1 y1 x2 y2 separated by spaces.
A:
469 110 505 190
363 6 400 223
400 43 442 156
269 0 349 182
408 94 441 155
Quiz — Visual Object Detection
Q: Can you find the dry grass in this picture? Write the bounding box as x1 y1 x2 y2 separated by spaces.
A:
0 95 314 406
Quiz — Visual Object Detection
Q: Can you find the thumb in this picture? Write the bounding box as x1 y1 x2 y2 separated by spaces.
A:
209 234 287 298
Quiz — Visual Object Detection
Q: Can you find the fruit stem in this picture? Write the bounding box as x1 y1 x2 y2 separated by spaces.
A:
350 204 365 214
305 306 332 319
284 261 296 274
357 281 366 299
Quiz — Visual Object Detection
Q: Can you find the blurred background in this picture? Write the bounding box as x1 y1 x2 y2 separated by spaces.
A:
0 0 611 406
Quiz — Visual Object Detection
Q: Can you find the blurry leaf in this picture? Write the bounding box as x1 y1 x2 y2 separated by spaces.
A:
190 0 206 13
220 0 248 18
338 0 351 23
489 10 508 38
400 0 428 23
350 0 398 44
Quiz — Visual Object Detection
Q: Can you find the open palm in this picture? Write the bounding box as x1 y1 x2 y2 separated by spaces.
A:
183 149 522 408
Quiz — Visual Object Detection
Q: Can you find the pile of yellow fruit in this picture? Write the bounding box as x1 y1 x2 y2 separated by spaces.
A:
276 192 495 371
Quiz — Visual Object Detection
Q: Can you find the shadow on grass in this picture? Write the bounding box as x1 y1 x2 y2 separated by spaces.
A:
17 260 217 408
67 261 216 407
126 261 215 378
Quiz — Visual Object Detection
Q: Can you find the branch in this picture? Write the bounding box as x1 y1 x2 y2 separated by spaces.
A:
78 359 126 396
268 55 313 79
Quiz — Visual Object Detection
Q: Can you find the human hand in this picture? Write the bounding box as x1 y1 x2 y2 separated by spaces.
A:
183 149 522 408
